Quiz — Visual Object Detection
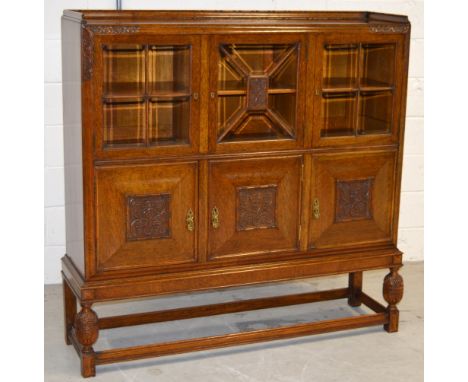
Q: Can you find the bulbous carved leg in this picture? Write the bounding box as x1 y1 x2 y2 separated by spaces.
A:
348 271 363 307
383 267 404 333
63 279 77 345
74 303 99 378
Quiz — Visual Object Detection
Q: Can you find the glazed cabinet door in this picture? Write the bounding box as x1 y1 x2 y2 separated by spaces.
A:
312 33 406 147
95 162 198 275
209 34 307 153
308 151 397 249
91 34 201 159
208 156 302 260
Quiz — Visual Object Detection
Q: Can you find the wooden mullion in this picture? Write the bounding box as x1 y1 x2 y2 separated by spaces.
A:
217 107 248 142
144 44 150 146
355 42 364 135
266 44 297 77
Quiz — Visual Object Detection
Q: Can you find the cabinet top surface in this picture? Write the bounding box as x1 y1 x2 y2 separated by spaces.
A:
63 10 409 27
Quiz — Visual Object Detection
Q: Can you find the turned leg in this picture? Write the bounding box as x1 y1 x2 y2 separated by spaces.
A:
75 303 99 378
383 267 404 333
347 271 363 307
63 278 77 345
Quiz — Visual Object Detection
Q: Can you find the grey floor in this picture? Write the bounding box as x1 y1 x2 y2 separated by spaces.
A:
45 262 423 381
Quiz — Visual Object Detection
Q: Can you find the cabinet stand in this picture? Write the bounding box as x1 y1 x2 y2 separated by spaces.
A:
63 261 403 378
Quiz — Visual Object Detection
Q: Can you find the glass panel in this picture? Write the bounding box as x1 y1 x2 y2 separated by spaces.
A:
269 50 298 90
361 44 395 88
103 45 145 96
148 45 191 95
323 44 358 89
218 95 245 131
269 94 296 129
224 115 286 141
321 92 356 137
101 43 193 149
221 44 291 75
217 43 298 142
358 91 393 134
104 100 146 146
148 98 190 145
218 60 247 91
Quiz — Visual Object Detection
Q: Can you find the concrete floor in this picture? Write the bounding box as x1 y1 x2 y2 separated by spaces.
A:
45 262 423 381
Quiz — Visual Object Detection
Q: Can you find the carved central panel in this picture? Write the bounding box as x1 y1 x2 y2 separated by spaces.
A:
236 185 277 231
247 76 269 111
335 179 373 222
127 194 171 240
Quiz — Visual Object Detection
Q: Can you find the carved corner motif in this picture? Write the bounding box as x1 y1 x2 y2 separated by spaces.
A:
82 27 94 81
369 24 410 33
81 24 140 81
88 25 140 34
335 178 373 222
127 194 171 241
236 185 277 231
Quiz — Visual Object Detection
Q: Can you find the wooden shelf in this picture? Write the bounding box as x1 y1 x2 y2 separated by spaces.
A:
102 92 191 103
217 89 247 96
217 88 296 96
149 92 191 100
268 88 296 95
322 77 394 93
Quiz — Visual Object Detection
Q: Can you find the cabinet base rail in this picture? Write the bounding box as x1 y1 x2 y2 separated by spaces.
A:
66 285 394 377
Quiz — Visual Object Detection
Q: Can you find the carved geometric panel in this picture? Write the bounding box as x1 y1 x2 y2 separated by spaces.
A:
335 179 373 222
127 194 171 240
247 76 269 111
236 185 277 231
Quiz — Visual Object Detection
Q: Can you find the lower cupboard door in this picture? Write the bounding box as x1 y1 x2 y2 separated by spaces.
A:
208 156 302 260
95 162 197 273
309 151 397 249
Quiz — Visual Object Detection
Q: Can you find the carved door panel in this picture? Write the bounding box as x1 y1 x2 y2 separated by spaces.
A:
90 33 201 160
95 162 197 274
208 156 302 260
209 34 307 153
308 151 397 249
312 33 405 148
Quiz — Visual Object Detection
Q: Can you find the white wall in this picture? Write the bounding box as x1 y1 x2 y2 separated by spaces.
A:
44 0 424 284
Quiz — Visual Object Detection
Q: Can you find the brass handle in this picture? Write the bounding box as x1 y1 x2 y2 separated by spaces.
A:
313 198 320 219
186 208 195 232
193 92 199 101
211 206 220 229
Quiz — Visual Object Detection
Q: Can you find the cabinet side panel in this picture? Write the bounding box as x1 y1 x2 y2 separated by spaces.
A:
62 18 85 276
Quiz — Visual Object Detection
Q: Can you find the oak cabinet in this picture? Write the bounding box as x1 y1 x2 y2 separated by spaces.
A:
61 10 410 377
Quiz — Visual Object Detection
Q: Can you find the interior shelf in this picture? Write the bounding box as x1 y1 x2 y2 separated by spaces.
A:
217 88 296 96
217 89 247 96
148 92 191 99
322 78 393 93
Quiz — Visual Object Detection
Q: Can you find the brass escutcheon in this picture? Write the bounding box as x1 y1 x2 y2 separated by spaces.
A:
313 198 320 219
186 208 195 232
211 206 220 229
